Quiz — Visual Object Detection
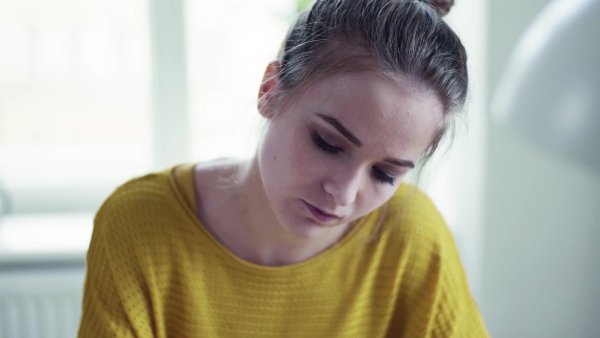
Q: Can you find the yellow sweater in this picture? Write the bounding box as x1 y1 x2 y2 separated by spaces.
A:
79 164 489 337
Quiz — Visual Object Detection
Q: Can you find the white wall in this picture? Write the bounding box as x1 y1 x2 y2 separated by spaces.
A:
419 0 488 303
482 0 600 337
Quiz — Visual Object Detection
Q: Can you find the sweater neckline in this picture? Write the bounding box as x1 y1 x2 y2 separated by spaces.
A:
166 163 378 273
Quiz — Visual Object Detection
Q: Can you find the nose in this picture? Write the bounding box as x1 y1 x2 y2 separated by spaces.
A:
322 168 361 206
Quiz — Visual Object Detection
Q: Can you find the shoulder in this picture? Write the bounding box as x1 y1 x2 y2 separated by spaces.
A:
380 185 489 336
376 183 461 284
97 169 173 216
382 183 453 246
93 167 189 240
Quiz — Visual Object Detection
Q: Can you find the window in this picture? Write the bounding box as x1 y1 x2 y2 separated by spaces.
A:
0 0 296 215
185 0 295 160
0 0 152 214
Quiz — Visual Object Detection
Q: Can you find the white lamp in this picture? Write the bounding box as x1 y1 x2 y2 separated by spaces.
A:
491 0 600 170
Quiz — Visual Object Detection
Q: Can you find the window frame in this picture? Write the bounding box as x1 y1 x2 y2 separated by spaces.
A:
1 0 190 216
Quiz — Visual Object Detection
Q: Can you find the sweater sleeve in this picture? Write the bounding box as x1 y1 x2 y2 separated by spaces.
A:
403 230 489 338
78 192 158 337
78 219 137 337
385 186 489 337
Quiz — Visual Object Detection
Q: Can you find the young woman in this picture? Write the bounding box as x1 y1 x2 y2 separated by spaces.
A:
79 0 489 336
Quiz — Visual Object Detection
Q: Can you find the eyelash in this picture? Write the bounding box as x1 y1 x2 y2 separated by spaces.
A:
372 167 396 186
311 131 342 154
310 131 396 186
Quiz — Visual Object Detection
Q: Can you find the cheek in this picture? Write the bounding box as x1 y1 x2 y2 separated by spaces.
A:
286 130 323 184
261 124 321 192
361 194 382 210
356 184 397 215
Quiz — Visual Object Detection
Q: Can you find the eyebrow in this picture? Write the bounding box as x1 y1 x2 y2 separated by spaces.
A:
316 113 415 169
384 157 415 169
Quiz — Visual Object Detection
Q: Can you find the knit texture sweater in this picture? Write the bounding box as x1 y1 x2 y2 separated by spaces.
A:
78 164 489 337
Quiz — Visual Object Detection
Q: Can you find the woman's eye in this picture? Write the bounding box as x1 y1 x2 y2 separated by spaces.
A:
372 167 396 186
311 131 343 154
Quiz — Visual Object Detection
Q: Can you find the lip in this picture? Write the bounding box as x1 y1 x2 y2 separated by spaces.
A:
302 200 341 223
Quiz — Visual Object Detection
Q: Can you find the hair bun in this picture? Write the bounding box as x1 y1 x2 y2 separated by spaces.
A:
430 0 454 17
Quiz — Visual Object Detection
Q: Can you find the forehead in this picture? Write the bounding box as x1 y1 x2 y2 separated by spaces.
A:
294 71 442 154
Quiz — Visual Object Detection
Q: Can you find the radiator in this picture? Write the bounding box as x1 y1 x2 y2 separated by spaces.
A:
0 213 93 338
0 268 85 338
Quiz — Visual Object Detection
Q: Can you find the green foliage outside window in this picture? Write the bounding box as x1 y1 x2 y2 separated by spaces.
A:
296 0 315 13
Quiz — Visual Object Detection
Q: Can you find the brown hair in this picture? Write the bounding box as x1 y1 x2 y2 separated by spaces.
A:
274 0 468 164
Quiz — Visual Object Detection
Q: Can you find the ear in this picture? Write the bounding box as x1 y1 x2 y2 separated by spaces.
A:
257 60 282 119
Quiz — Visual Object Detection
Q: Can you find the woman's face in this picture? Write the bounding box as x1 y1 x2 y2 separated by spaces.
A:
257 70 442 239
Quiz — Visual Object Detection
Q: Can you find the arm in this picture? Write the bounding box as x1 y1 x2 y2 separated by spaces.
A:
413 237 489 338
78 212 157 337
385 186 489 337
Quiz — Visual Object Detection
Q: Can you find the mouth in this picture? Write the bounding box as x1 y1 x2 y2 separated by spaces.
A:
302 200 341 223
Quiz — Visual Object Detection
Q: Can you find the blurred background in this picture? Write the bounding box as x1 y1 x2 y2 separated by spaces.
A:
0 0 598 337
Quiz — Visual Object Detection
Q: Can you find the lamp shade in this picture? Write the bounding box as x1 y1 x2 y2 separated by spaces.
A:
491 0 600 170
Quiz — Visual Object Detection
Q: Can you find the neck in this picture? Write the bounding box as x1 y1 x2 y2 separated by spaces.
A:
230 157 351 267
